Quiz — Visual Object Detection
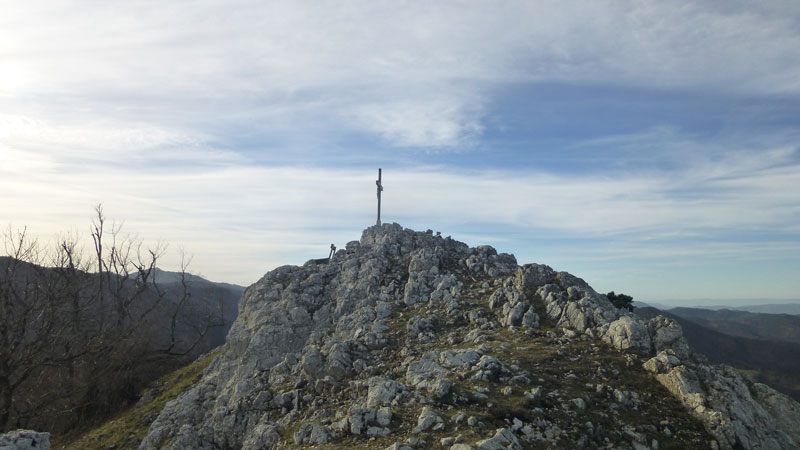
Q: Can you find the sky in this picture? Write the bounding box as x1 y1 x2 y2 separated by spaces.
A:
2 0 800 305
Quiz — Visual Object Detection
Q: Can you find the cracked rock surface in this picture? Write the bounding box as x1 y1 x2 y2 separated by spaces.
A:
139 224 800 450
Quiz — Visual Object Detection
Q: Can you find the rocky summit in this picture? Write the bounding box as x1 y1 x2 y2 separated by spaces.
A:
138 224 800 450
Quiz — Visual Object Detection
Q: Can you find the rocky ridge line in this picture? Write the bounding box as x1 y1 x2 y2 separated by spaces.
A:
138 224 800 450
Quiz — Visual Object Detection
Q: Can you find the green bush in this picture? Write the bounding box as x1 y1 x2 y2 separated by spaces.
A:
606 291 634 312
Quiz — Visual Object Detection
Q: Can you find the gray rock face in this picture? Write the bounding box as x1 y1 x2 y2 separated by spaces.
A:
475 428 522 450
514 263 557 290
293 423 330 445
412 406 444 433
367 377 405 408
465 246 517 277
407 315 437 342
138 223 800 450
439 349 482 369
602 316 652 352
347 407 378 435
489 281 540 329
405 352 452 398
536 283 619 333
0 430 50 450
643 352 800 450
647 315 691 359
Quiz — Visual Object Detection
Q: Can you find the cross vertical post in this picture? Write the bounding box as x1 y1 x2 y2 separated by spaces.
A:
376 168 383 226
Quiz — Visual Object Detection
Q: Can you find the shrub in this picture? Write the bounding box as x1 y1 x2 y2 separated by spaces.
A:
606 291 634 312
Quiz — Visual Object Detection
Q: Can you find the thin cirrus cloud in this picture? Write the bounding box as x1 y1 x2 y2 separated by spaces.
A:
3 1 800 149
2 1 800 300
3 137 799 286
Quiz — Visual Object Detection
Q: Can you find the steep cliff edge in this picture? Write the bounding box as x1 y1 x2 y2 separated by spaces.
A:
139 224 800 450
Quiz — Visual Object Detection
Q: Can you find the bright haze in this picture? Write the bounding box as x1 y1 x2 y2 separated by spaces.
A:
2 1 800 306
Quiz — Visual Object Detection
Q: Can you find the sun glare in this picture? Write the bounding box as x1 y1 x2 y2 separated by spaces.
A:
0 63 32 96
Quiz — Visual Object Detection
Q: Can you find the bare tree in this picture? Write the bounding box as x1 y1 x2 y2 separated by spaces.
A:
0 206 226 432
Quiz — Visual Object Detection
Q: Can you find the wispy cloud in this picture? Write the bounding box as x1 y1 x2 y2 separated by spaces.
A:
350 97 484 148
2 0 800 301
3 1 800 149
3 132 798 285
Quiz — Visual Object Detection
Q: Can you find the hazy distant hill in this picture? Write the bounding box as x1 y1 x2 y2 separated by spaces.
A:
733 303 800 315
636 306 800 401
639 300 800 315
151 268 245 293
666 307 800 344
149 268 244 347
0 256 245 433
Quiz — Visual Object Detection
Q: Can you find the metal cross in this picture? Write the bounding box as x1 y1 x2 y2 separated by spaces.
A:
376 168 383 226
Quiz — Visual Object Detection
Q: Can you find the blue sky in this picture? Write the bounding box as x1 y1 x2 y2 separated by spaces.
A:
2 1 800 305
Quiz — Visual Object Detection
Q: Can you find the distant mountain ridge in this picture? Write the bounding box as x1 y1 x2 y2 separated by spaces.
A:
150 268 246 292
636 300 800 315
635 307 800 401
0 255 245 434
633 303 800 400
146 268 245 349
724 303 800 315
666 307 800 344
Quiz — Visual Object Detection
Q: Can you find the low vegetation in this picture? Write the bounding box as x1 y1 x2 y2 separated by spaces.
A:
606 291 634 312
54 351 219 450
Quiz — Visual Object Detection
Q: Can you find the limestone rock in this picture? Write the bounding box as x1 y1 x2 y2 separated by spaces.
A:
514 263 556 290
326 342 354 379
403 248 442 305
413 407 445 433
367 377 405 408
475 428 522 450
293 423 330 445
752 382 800 445
647 316 690 359
407 315 437 342
348 407 377 435
465 246 517 277
439 348 482 369
301 345 324 378
384 444 413 450
406 352 452 398
643 350 682 374
376 406 393 427
602 316 651 352
470 355 511 381
0 430 50 450
136 223 800 450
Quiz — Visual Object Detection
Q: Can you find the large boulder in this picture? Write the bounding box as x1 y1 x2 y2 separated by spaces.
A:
0 430 50 450
602 316 651 352
475 428 522 450
406 352 452 398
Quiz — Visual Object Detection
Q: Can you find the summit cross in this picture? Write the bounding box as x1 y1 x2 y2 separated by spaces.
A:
376 168 383 226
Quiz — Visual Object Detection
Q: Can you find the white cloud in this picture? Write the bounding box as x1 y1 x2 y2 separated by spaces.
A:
351 97 484 148
2 1 800 149
0 114 244 169
2 0 800 296
3 140 798 284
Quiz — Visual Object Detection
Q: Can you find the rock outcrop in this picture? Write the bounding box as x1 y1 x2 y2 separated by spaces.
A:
0 430 50 450
139 224 800 450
